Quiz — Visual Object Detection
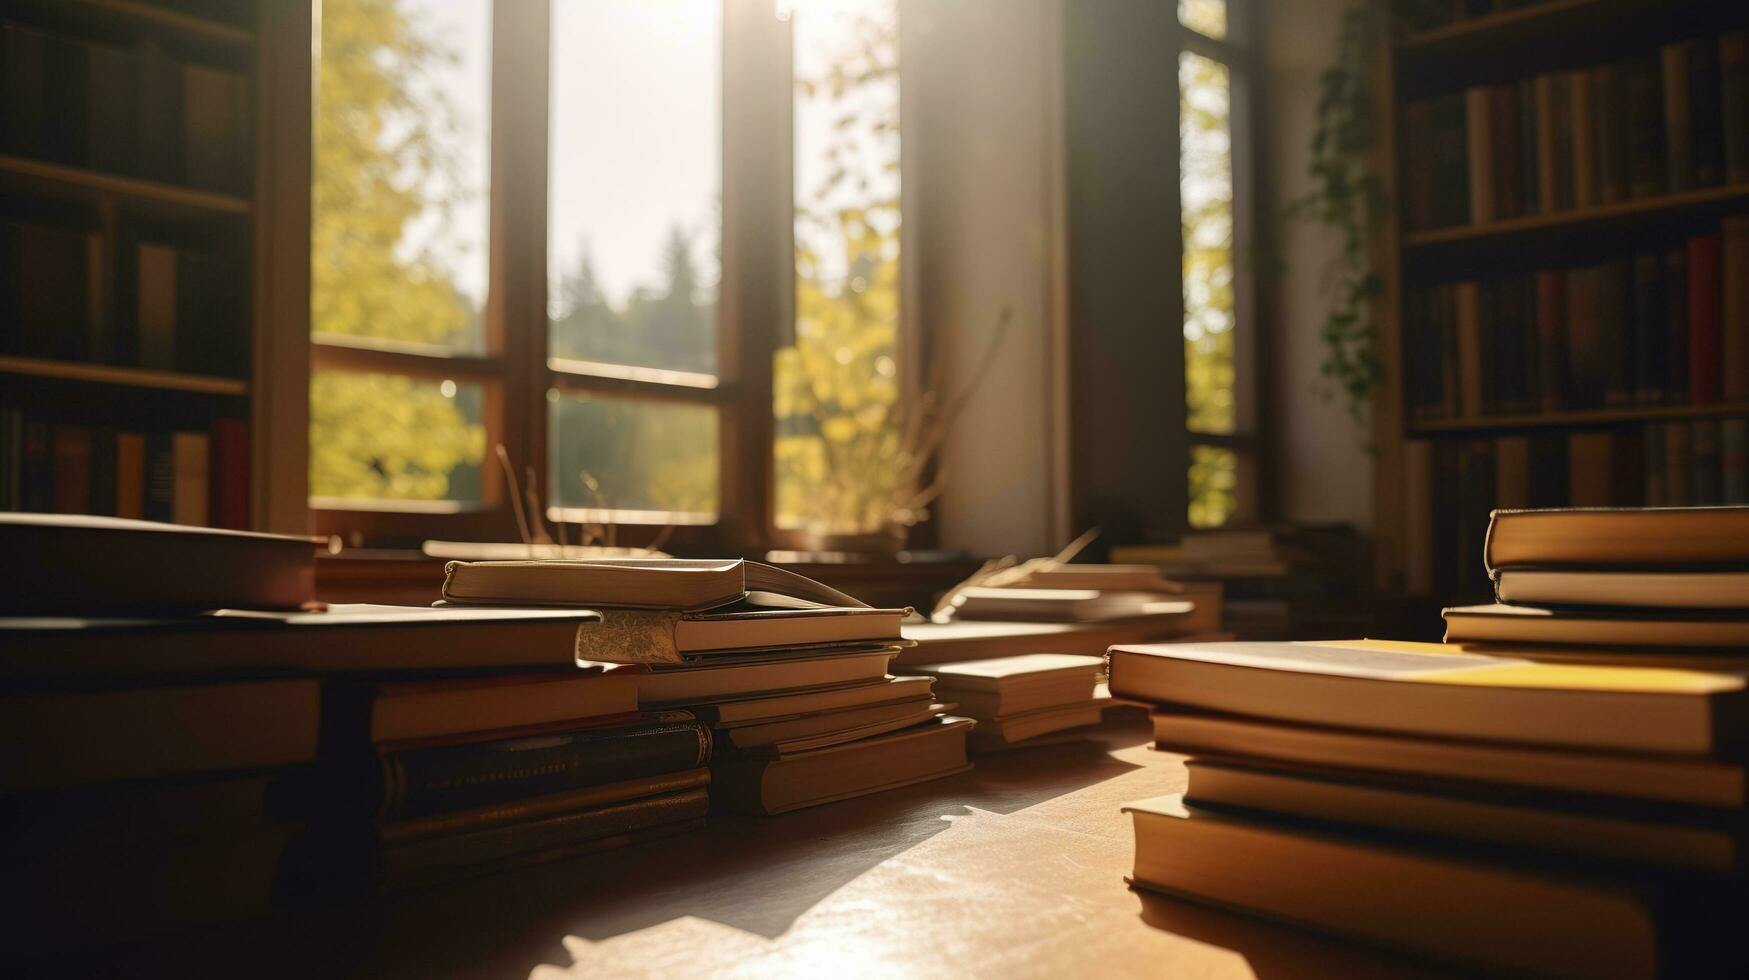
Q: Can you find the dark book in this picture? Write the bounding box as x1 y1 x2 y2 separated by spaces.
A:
82 231 111 364
1568 430 1613 507
114 431 146 519
1569 68 1597 207
50 426 92 514
144 431 175 522
1667 420 1693 504
135 38 184 184
1592 63 1629 204
1689 234 1723 404
1624 54 1667 198
1723 216 1749 402
1693 419 1723 507
359 711 712 821
89 428 118 516
84 41 139 176
1644 421 1667 505
21 421 52 512
1432 94 1469 227
0 221 21 354
1725 419 1748 504
1661 42 1692 194
175 252 247 377
183 64 250 195
1431 440 1462 596
1631 252 1664 404
209 417 249 529
1534 269 1567 410
1665 246 1689 402
135 241 178 370
40 32 88 166
1457 439 1494 595
1465 86 1493 223
0 409 21 510
1490 84 1522 219
1611 424 1644 507
1723 33 1749 184
1565 265 1603 408
1526 430 1567 507
18 224 91 362
1517 79 1538 215
0 512 321 616
1691 37 1725 188
2 26 49 159
1402 101 1436 231
1534 72 1571 212
1598 260 1632 407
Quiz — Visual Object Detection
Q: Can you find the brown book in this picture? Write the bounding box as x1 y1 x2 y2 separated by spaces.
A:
0 679 319 791
1662 42 1693 193
1151 709 1748 808
343 664 645 745
711 716 973 815
1485 505 1749 568
113 432 146 519
717 697 944 753
170 430 209 526
904 653 1103 717
1532 73 1563 212
136 242 177 369
1494 568 1749 610
968 698 1106 750
183 64 249 194
1493 435 1529 509
1489 83 1522 218
1564 266 1603 408
632 648 896 705
687 676 935 726
1455 280 1483 417
1464 86 1493 223
1184 759 1749 875
1445 602 1749 649
1723 216 1749 401
1568 68 1598 207
1593 63 1629 204
50 426 92 514
1125 795 1676 978
1112 640 1749 754
1666 420 1694 504
0 512 320 615
1722 32 1749 184
1625 54 1667 198
1567 431 1612 507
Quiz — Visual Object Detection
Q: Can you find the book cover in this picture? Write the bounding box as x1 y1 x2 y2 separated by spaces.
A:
51 426 92 514
1666 420 1693 505
1464 86 1493 224
1688 234 1723 404
1564 265 1603 408
1722 216 1749 401
1567 430 1612 508
1568 68 1597 207
1490 84 1521 219
210 417 250 530
1593 63 1629 204
114 432 146 519
1665 246 1689 402
1631 252 1664 404
171 431 210 526
1455 280 1483 417
136 242 178 370
1624 54 1666 198
1661 42 1692 194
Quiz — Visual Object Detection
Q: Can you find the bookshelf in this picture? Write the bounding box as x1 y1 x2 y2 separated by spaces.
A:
1372 0 1749 598
0 0 310 532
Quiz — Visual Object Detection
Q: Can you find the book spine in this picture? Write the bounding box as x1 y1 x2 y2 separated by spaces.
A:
1490 84 1521 219
1533 74 1558 213
210 417 250 530
378 789 709 889
144 431 174 522
1661 42 1693 194
379 714 712 820
1517 79 1538 216
89 428 117 516
1534 269 1567 410
1568 69 1597 207
1643 421 1667 506
1435 94 1470 227
51 425 91 513
136 242 177 370
1631 252 1664 405
21 421 51 511
1567 430 1612 507
1692 418 1723 506
1722 216 1749 402
1665 247 1689 403
171 430 209 525
1527 430 1567 508
135 38 184 184
1594 63 1629 204
1723 418 1748 504
114 432 146 519
1403 101 1436 232
1689 234 1723 404
1666 420 1692 504
0 409 19 509
1455 280 1483 417
1494 435 1530 510
1691 37 1724 188
1465 86 1493 224
1624 54 1666 198
1610 424 1644 507
1723 33 1749 185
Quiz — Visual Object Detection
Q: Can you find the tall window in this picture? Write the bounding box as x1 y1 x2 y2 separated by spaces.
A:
310 0 904 546
1178 0 1255 528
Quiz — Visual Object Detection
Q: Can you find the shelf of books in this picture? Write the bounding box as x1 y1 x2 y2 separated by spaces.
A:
0 0 261 529
1378 0 1749 597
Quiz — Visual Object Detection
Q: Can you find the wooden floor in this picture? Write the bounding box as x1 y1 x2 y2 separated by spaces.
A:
111 709 1465 979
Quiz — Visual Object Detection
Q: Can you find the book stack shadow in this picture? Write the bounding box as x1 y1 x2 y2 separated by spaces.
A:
1111 505 1749 978
438 558 971 817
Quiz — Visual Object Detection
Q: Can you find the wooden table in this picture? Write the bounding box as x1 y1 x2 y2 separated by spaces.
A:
121 710 1458 979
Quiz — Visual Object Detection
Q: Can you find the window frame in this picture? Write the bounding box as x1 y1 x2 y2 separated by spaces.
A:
310 0 917 552
1175 0 1265 529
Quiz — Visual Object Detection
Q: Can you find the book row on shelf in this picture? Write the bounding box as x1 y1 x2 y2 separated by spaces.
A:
1401 31 1748 232
0 411 249 529
0 218 248 377
0 21 252 195
1403 418 1749 595
1404 216 1748 420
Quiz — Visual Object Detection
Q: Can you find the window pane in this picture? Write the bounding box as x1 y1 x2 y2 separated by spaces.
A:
547 0 721 378
1179 0 1227 40
309 372 486 507
1189 445 1237 528
547 392 718 521
1181 51 1235 436
312 0 490 355
777 0 902 535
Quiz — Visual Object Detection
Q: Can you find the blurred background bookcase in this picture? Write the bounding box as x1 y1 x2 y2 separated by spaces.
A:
1372 0 1749 608
0 0 309 533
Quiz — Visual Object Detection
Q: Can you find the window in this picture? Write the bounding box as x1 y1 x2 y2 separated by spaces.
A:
310 0 907 546
1177 0 1256 528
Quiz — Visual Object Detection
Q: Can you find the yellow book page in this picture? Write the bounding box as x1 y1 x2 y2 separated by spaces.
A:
1304 639 1745 694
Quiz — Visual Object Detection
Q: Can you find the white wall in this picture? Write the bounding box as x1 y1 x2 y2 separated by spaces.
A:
909 0 1068 559
1263 0 1375 530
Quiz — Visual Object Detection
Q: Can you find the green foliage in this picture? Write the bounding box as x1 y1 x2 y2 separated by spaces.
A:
309 0 485 502
1283 1 1387 427
775 3 905 537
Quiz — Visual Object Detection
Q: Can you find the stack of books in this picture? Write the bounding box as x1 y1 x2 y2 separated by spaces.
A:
903 653 1107 752
439 558 972 816
1110 505 1749 975
1444 505 1749 660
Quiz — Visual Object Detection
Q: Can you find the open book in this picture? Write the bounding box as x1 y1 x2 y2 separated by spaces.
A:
440 558 907 664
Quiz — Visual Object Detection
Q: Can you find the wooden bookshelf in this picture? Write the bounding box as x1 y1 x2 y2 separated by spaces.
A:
1408 401 1749 435
0 155 253 218
1371 0 1749 597
1404 182 1749 248
6 0 252 48
0 355 249 396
